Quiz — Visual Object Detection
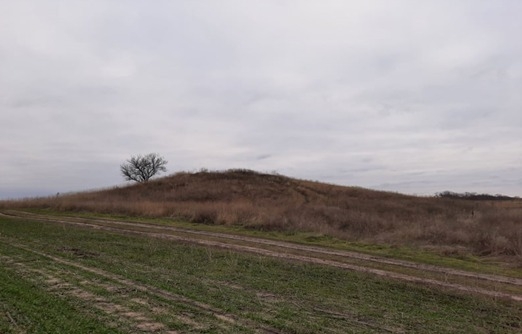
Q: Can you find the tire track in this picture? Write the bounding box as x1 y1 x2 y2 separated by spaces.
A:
2 211 522 302
0 239 279 334
5 210 520 286
1 253 176 333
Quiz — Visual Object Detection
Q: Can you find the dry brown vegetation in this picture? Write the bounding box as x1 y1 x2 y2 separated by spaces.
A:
2 169 521 262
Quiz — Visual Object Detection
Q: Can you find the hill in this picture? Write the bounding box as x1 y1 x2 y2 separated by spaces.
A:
2 169 521 261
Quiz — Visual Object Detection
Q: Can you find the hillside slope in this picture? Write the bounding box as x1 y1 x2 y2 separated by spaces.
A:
2 169 521 260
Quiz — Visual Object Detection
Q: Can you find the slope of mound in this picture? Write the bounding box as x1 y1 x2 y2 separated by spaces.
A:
2 169 521 259
105 169 410 205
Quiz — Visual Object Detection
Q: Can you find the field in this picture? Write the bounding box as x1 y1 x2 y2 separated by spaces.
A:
0 210 521 333
1 170 521 332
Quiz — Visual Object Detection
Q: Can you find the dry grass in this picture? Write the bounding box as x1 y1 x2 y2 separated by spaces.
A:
2 169 521 262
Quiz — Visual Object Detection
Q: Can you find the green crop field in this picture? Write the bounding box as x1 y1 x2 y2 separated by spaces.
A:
1 213 521 333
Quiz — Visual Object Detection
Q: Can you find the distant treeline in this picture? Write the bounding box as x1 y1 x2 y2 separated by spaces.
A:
436 191 520 201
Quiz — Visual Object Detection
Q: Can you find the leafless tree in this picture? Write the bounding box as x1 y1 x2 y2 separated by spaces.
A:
120 153 168 183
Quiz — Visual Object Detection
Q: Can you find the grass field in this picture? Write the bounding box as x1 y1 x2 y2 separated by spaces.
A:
1 213 521 333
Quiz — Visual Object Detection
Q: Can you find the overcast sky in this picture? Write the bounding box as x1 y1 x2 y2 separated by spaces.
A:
1 0 521 199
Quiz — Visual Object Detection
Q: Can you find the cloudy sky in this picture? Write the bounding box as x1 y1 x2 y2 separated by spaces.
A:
1 0 521 199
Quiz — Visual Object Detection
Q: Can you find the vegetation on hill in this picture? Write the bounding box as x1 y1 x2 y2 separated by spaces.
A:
436 191 519 201
2 169 521 262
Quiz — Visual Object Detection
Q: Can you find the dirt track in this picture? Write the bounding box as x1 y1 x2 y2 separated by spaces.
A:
2 210 522 302
0 242 276 333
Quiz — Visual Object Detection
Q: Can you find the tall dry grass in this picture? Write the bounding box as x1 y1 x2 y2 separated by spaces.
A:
2 169 521 261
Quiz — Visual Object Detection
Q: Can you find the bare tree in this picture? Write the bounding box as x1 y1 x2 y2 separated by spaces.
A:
120 153 168 183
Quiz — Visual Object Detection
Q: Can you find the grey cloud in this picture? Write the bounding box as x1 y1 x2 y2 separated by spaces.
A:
255 154 272 161
0 1 521 199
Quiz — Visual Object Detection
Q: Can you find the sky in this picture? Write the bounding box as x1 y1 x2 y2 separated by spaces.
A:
1 0 521 199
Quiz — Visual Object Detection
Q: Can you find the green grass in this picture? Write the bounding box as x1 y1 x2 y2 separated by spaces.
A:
1 215 521 333
0 264 121 334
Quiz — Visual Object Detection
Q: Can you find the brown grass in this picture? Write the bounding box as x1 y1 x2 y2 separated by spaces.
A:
2 169 521 262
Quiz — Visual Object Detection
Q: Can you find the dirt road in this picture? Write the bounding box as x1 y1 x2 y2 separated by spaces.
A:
2 210 521 303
